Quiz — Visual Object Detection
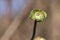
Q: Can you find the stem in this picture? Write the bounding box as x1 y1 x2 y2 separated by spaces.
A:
31 20 37 40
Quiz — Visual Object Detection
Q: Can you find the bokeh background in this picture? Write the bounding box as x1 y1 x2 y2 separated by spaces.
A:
0 0 60 40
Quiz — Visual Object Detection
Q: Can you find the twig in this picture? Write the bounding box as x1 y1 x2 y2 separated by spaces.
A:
31 20 37 40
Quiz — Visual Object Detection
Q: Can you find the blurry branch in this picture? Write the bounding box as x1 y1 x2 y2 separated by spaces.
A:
0 1 34 40
50 0 60 40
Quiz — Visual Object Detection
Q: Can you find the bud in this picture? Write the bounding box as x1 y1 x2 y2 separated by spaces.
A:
29 9 47 22
34 36 46 40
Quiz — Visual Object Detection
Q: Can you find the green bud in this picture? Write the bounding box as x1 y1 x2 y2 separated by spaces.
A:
29 9 47 22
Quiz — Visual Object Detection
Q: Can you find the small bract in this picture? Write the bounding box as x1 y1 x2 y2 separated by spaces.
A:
29 9 47 22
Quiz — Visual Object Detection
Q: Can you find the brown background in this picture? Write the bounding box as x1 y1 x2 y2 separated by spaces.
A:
0 0 60 40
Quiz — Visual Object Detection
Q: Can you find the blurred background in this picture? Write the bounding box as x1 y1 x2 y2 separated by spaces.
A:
0 0 60 40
